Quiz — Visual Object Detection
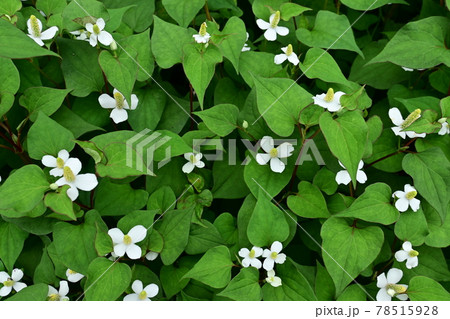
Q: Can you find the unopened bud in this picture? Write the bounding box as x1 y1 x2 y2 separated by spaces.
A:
110 40 117 51
243 120 249 129
50 183 59 190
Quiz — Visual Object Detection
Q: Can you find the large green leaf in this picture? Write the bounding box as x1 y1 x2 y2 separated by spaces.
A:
296 10 363 56
44 185 76 221
253 75 312 137
321 217 384 294
370 17 450 69
162 0 204 27
402 148 450 222
183 246 232 289
319 111 368 184
336 183 399 225
119 29 154 81
195 104 239 136
0 0 21 16
394 208 429 246
217 268 262 301
287 181 330 218
84 257 132 301
408 276 450 301
217 16 247 72
0 220 28 272
6 284 48 301
19 87 71 121
340 0 406 10
239 51 284 87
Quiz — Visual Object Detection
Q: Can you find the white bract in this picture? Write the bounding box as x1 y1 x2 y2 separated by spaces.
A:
27 15 58 46
376 268 408 301
242 32 251 52
274 44 299 66
54 158 98 201
193 22 210 44
256 11 289 41
238 246 263 269
124 280 158 301
66 269 84 283
438 118 449 135
392 184 420 212
145 251 159 261
182 152 205 173
312 88 345 112
395 241 419 269
47 280 70 301
401 67 425 72
41 149 72 177
335 160 367 185
70 29 89 41
0 269 27 297
256 136 294 173
108 225 147 259
266 270 282 287
85 18 113 47
99 89 138 124
388 108 426 139
262 241 287 271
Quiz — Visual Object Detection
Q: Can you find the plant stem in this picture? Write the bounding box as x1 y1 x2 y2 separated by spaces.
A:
189 83 195 131
204 1 212 21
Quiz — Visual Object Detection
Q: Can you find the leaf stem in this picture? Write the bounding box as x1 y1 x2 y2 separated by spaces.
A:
204 1 212 21
189 83 195 131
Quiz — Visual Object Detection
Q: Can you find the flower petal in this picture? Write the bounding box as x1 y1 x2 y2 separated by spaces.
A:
130 94 139 110
0 272 9 282
256 19 270 30
11 269 24 281
40 26 58 40
144 284 159 298
195 160 205 168
409 198 420 212
42 155 57 168
394 250 408 262
66 186 79 201
287 54 299 65
0 286 12 297
277 142 294 158
131 280 143 294
85 23 94 33
395 197 409 212
253 247 263 257
123 293 140 301
275 253 286 264
391 126 406 139
59 281 69 296
110 108 129 123
386 268 403 284
270 157 285 173
264 28 277 41
99 94 116 109
356 170 367 184
271 241 283 253
396 293 409 301
126 244 142 260
241 258 250 268
238 248 249 258
260 136 274 153
96 18 105 30
376 273 388 288
335 170 351 185
376 288 392 301
113 243 127 257
275 26 289 36
256 153 271 165
89 34 98 47
74 173 98 191
98 31 113 46
271 276 282 287
263 258 275 271
29 35 44 46
65 158 82 175
250 258 262 269
108 228 125 244
406 256 418 269
402 241 412 251
128 225 147 243
404 184 415 193
13 282 27 292
182 162 195 173
145 251 159 261
262 249 270 258
389 108 404 126
274 53 287 65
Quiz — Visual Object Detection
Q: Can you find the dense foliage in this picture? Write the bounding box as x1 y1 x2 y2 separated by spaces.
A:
0 0 449 301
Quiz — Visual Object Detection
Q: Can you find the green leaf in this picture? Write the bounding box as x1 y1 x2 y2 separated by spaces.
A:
337 284 366 301
195 104 239 136
287 181 330 218
319 111 369 184
402 148 450 222
0 57 20 95
280 3 311 21
0 165 49 215
0 19 59 59
57 38 104 97
0 220 28 272
321 217 384 294
370 17 450 69
6 283 48 301
183 44 223 109
217 16 247 72
62 0 109 31
239 51 284 87
36 0 67 15
84 257 132 301
340 0 406 10
253 75 312 137
98 50 137 104
218 268 262 301
52 106 105 139
160 259 191 299
315 261 335 301
394 208 428 246
212 159 249 199
44 185 76 220
19 87 71 121
299 48 350 86
52 221 98 274
119 29 154 81
252 0 285 20
408 276 450 301
185 221 224 255
0 0 21 16
94 178 148 216
33 247 57 285
247 196 289 247
296 10 363 56
313 167 338 196
104 0 155 33
157 208 193 265
336 183 400 225
262 258 317 301
27 112 75 160
151 16 194 69
424 202 450 248
147 186 176 214
162 0 204 27
183 246 232 289
441 96 450 117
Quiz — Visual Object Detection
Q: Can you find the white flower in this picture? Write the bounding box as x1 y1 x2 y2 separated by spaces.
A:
392 184 420 212
241 32 251 52
54 158 98 201
256 136 294 173
108 225 147 260
85 18 113 47
66 269 84 283
388 108 426 139
98 89 138 124
47 280 69 301
0 269 27 297
312 88 345 112
41 149 73 177
395 241 419 269
193 22 210 44
401 67 425 72
238 246 263 269
70 29 89 41
145 251 159 261
266 269 282 287
182 152 205 173
124 280 158 301
438 119 449 135
256 11 289 41
335 160 367 185
262 241 287 271
376 268 408 301
27 15 58 46
274 44 299 66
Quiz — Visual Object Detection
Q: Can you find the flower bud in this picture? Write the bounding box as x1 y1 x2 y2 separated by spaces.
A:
242 120 249 129
110 40 117 51
50 183 59 190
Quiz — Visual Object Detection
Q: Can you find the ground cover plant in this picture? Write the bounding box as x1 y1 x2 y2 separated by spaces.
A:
0 0 449 301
